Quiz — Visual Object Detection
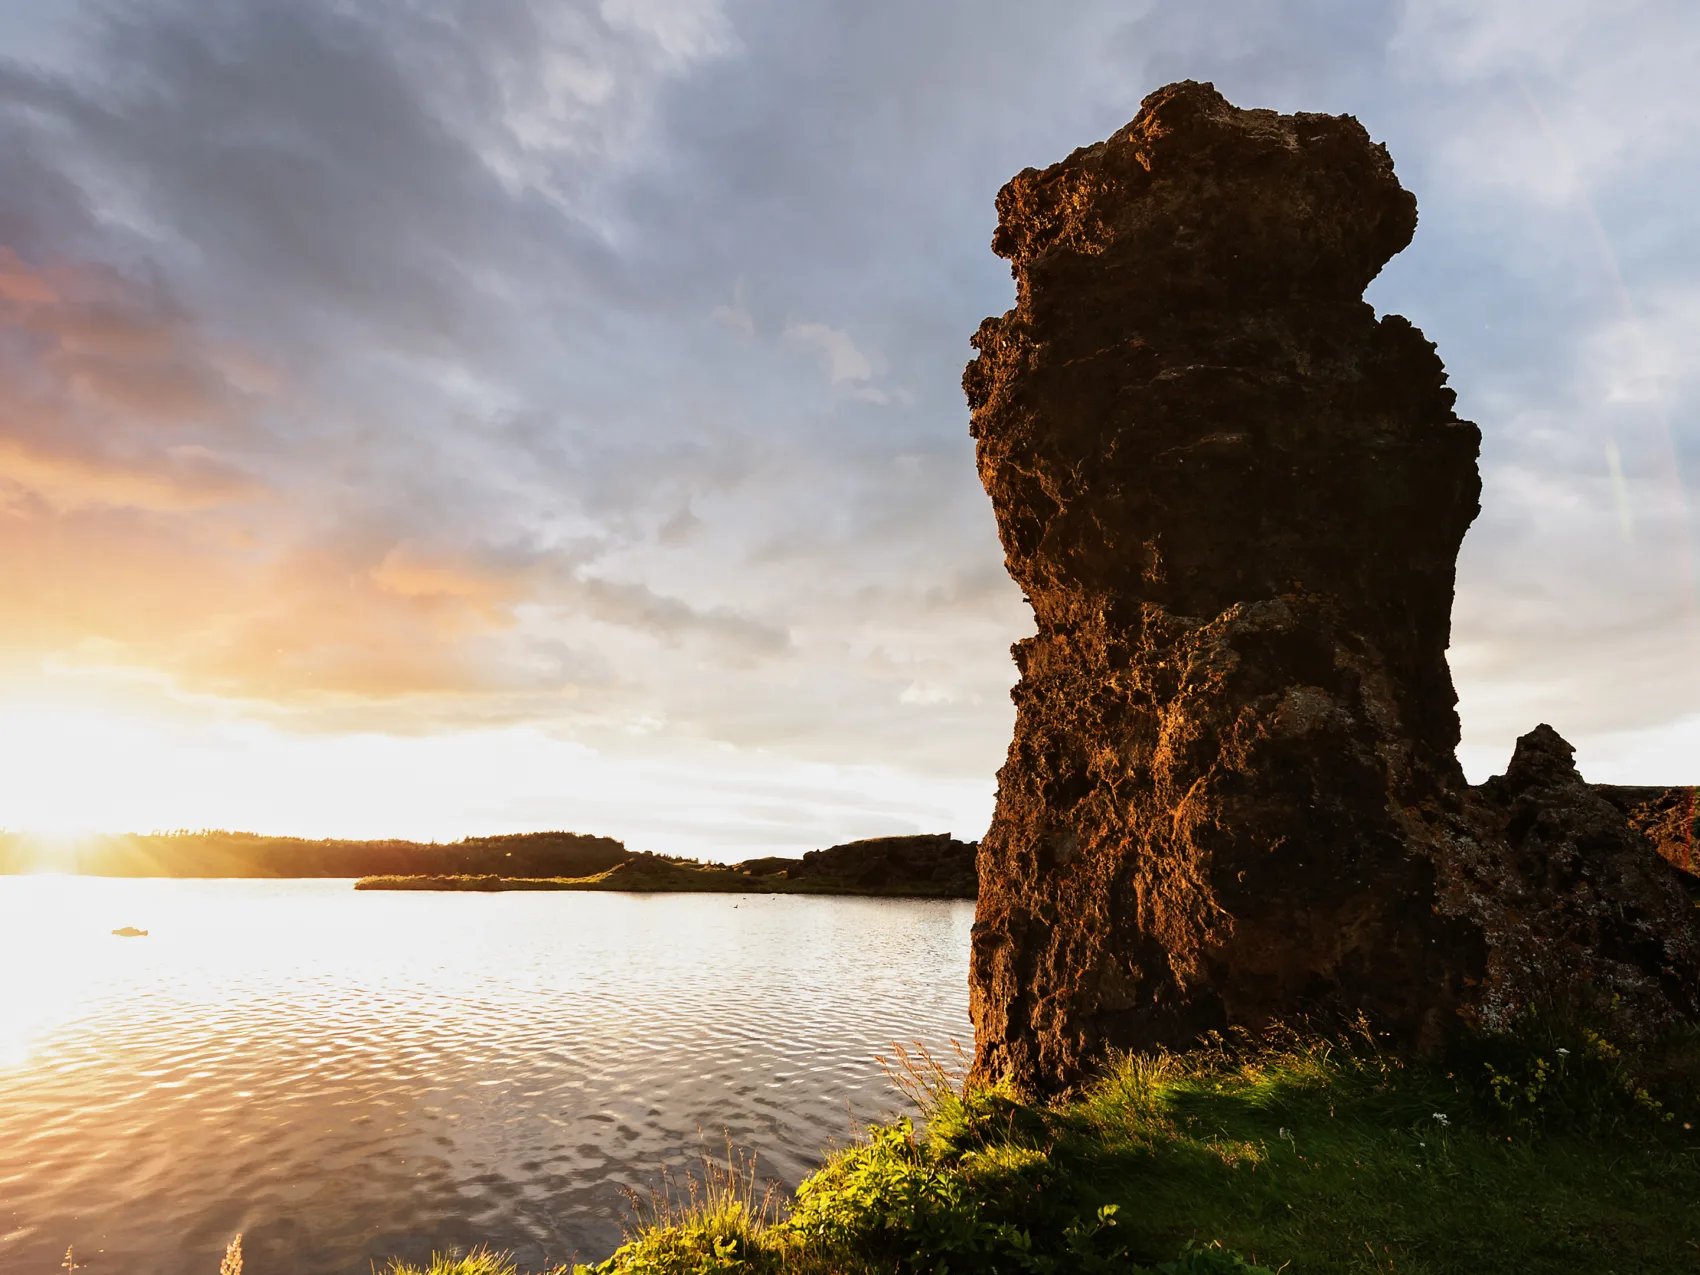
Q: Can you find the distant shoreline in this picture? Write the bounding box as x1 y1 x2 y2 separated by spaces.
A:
357 836 977 898
354 865 973 899
0 828 631 879
1 829 980 898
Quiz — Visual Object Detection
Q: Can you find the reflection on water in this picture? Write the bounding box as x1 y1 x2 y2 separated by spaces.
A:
0 877 973 1274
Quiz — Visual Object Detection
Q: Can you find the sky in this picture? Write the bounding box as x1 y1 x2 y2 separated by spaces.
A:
0 0 1696 857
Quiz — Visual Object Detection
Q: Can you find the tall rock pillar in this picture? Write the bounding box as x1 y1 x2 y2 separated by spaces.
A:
964 81 1488 1093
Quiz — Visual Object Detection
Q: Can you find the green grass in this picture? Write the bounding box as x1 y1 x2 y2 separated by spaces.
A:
381 1251 547 1275
385 1018 1700 1275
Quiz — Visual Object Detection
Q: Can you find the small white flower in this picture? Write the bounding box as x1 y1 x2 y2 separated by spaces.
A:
1278 1127 1292 1141
1555 1048 1571 1056
1431 1112 1450 1125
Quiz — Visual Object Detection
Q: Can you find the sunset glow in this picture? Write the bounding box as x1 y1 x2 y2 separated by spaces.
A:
1 0 1698 854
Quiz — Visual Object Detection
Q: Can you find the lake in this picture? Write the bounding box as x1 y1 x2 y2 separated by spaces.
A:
0 877 974 1274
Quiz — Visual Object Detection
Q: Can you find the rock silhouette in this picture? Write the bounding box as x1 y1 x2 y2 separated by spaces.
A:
793 834 977 894
964 81 1700 1095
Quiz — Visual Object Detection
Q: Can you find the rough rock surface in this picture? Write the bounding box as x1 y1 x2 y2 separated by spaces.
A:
963 80 1700 1096
1456 727 1700 1032
1593 784 1700 881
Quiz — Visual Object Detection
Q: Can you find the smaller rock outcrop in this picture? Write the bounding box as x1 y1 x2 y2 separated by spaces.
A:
1454 726 1700 1034
1593 784 1700 882
794 834 978 896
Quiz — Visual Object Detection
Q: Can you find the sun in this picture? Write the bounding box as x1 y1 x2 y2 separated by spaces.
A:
16 834 88 874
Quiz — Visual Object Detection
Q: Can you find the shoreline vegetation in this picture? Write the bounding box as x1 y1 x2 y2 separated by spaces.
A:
356 837 976 899
387 1017 1700 1275
0 831 977 898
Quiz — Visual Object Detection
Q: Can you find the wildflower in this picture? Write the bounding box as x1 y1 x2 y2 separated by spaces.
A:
1555 1048 1570 1057
220 1235 243 1275
1431 1112 1450 1125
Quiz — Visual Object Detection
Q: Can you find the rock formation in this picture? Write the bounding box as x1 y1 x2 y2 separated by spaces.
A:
963 81 1700 1096
738 836 977 896
1594 783 1700 881
1459 727 1700 1033
795 834 978 895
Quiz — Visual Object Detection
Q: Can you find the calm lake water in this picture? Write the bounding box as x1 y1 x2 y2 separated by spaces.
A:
0 878 974 1275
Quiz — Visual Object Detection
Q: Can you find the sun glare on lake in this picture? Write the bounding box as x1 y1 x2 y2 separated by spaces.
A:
0 874 117 1068
0 878 973 1271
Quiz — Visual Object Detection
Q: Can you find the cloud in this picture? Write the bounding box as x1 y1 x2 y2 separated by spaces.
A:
1384 0 1700 219
437 0 736 211
900 682 954 706
709 280 755 336
368 541 525 615
657 501 702 543
601 0 735 68
1585 286 1700 409
0 0 1697 847
783 320 889 402
0 246 268 511
0 439 256 513
784 321 873 384
575 576 789 653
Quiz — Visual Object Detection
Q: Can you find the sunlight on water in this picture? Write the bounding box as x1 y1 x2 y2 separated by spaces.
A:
0 879 973 1274
1 874 134 1069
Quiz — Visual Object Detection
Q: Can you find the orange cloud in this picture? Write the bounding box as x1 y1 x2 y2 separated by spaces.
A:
0 436 261 513
369 542 522 611
0 248 58 305
0 503 567 708
0 244 273 513
0 246 779 720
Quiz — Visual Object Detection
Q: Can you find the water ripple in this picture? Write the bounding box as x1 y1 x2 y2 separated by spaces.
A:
0 879 973 1274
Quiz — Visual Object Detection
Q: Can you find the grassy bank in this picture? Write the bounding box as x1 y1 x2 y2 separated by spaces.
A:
389 1016 1700 1275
